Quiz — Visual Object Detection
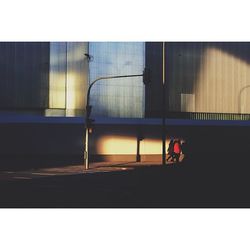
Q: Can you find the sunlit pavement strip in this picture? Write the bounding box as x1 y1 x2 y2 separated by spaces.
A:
13 177 32 180
0 161 175 181
32 173 57 176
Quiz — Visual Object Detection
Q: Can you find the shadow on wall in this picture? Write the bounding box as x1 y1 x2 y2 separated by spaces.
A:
146 42 250 117
145 42 206 117
1 121 250 171
213 42 250 64
0 155 83 171
0 123 186 170
0 123 84 170
0 42 49 109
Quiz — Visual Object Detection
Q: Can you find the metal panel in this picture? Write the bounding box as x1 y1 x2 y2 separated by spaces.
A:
66 42 89 115
49 42 67 109
193 42 250 114
0 42 50 109
146 42 250 116
48 42 88 116
89 42 145 118
145 42 163 117
181 94 195 112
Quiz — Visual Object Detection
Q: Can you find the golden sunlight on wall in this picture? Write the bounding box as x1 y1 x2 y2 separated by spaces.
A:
167 43 250 114
48 42 89 116
140 138 163 154
49 72 67 108
66 43 89 116
195 47 250 114
49 43 67 109
94 135 137 154
92 134 169 155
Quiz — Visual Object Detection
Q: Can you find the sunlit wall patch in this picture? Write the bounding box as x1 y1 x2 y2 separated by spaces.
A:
48 42 89 116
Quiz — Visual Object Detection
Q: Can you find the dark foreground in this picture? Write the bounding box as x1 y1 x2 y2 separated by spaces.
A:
0 154 250 208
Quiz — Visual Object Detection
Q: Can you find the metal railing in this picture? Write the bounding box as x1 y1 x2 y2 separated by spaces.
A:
166 112 250 121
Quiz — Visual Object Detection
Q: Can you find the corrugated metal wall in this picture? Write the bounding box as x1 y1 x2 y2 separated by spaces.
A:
89 42 145 118
3 42 250 117
168 42 250 114
146 42 250 117
145 42 164 117
0 42 49 110
0 42 144 117
49 42 67 109
66 42 89 115
48 42 89 116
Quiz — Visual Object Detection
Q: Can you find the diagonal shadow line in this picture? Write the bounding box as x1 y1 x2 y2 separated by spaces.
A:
92 161 138 169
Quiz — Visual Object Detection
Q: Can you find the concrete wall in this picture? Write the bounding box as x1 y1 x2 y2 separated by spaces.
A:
0 121 250 166
0 123 170 161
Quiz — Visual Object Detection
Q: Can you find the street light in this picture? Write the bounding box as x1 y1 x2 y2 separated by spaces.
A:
162 42 166 166
84 74 143 170
84 53 93 62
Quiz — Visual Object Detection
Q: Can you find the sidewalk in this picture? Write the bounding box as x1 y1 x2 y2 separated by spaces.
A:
0 161 175 181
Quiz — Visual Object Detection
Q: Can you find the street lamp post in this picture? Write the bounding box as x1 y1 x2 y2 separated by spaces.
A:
162 42 166 166
84 74 143 170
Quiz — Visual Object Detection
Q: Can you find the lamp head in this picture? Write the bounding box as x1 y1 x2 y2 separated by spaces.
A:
84 53 93 62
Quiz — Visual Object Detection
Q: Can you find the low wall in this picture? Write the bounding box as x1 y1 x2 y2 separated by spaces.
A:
0 120 249 169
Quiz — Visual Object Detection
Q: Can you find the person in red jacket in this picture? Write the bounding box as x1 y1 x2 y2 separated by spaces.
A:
173 139 182 163
167 138 175 162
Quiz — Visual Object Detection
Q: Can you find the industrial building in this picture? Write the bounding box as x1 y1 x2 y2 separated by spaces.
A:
1 42 250 118
0 42 250 163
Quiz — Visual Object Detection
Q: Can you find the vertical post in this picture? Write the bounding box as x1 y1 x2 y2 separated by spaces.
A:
85 125 89 170
162 42 166 166
83 74 143 171
136 135 141 162
84 49 90 171
65 42 68 112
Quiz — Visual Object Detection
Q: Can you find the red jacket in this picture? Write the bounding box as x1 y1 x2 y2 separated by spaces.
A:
174 142 181 154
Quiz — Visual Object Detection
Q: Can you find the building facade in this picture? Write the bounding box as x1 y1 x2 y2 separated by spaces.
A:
0 42 49 112
1 42 250 162
1 42 250 119
146 42 250 119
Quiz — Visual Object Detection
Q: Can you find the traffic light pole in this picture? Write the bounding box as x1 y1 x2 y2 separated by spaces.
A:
162 42 166 166
84 74 143 170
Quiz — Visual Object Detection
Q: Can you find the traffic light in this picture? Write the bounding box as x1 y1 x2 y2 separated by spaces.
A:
86 118 95 132
143 67 150 85
86 106 94 133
